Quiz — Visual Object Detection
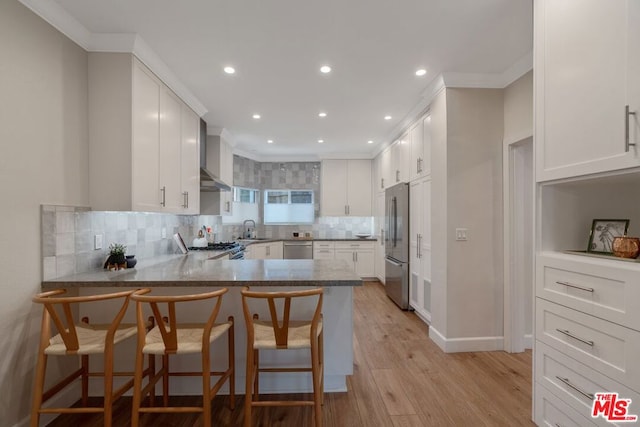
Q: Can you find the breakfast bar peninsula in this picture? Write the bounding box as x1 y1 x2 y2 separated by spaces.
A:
42 255 362 394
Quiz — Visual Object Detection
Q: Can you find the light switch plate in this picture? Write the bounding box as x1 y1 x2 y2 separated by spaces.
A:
94 234 103 250
455 228 468 241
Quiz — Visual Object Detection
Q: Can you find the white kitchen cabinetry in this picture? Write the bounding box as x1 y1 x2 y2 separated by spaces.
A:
535 0 640 182
409 177 432 323
200 135 234 216
389 135 410 185
180 106 200 214
321 160 372 216
534 3 640 424
88 53 199 214
245 242 282 260
313 242 335 260
409 115 432 182
534 174 640 425
374 192 386 283
379 147 392 191
335 241 375 277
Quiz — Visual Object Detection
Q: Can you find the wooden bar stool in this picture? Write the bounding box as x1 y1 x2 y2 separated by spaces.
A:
30 289 146 427
130 288 235 427
241 287 324 427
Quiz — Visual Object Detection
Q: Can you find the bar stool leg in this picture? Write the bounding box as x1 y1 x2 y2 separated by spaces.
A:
319 329 325 405
103 345 115 427
131 346 145 427
244 345 254 427
162 354 169 407
202 348 212 427
253 349 259 400
311 340 322 427
228 318 235 410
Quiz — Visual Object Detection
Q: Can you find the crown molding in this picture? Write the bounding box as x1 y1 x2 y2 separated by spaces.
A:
19 0 208 117
19 0 91 49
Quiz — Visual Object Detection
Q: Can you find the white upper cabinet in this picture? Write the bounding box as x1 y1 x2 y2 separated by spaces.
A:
409 121 423 182
180 107 200 214
389 136 409 185
535 0 640 181
379 147 392 190
89 54 200 213
321 159 372 216
158 88 183 211
200 135 234 216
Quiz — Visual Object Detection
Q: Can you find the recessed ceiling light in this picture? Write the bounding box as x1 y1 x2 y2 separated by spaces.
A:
267 140 273 144
318 139 324 143
320 65 331 74
384 115 392 120
224 66 236 74
252 114 261 119
367 140 374 144
318 112 327 118
415 68 427 76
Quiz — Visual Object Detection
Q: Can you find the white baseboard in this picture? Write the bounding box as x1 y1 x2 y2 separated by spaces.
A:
524 334 533 350
429 327 505 353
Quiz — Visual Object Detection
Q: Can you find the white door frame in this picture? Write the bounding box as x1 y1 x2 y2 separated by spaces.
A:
503 133 534 353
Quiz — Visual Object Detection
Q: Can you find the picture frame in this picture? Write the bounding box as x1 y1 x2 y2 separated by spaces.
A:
587 219 630 254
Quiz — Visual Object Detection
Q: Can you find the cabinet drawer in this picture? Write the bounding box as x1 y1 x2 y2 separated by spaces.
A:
313 242 335 250
537 253 640 330
335 241 374 250
536 341 640 426
313 249 335 260
536 299 640 392
535 381 596 427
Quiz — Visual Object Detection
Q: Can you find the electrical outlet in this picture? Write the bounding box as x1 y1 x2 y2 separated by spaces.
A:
94 234 103 250
161 227 167 239
455 228 468 241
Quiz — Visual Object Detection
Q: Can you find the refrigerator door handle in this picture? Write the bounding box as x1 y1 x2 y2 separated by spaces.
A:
392 196 398 247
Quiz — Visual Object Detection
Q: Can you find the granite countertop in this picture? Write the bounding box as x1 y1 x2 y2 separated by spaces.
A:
238 237 377 245
41 253 363 289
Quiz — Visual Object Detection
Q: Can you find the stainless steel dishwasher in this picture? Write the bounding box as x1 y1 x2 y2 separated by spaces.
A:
283 241 313 259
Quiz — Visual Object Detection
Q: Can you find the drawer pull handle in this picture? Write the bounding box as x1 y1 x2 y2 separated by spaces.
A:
556 329 594 347
555 281 594 293
555 376 594 401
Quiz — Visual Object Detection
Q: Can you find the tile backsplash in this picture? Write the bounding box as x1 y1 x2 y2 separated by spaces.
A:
41 205 205 280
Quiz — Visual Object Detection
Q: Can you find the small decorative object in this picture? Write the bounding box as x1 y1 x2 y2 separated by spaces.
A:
104 243 127 270
587 219 630 254
125 255 138 268
612 236 640 259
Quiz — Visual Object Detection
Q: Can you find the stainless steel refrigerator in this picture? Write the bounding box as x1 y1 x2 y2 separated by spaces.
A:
385 182 409 309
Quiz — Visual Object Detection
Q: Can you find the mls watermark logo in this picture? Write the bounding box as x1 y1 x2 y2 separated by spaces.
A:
592 392 638 423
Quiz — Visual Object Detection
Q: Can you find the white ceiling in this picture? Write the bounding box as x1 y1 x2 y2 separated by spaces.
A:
31 0 533 160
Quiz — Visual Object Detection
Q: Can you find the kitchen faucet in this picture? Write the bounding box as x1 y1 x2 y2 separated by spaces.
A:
243 219 256 239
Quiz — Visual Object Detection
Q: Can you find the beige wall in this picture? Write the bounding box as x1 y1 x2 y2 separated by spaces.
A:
0 1 89 425
504 71 533 143
445 88 505 339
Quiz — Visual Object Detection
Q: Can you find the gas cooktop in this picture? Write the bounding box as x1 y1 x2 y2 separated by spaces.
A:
188 242 242 251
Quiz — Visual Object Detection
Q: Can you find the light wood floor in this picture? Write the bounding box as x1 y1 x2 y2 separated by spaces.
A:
47 281 534 426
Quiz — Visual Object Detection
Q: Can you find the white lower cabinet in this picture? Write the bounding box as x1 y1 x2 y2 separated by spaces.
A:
313 242 335 260
335 242 374 278
409 178 431 323
245 242 283 260
534 253 640 426
313 241 374 278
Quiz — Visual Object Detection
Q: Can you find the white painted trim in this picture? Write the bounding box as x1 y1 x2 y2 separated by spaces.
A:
428 327 505 353
523 334 533 350
428 326 447 352
19 0 91 49
17 2 208 117
413 308 431 325
504 129 534 147
501 52 534 88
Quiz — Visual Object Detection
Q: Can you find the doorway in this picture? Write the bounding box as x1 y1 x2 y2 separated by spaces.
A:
504 137 533 353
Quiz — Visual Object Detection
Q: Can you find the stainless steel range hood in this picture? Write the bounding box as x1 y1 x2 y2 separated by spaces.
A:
199 119 231 192
200 168 231 192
